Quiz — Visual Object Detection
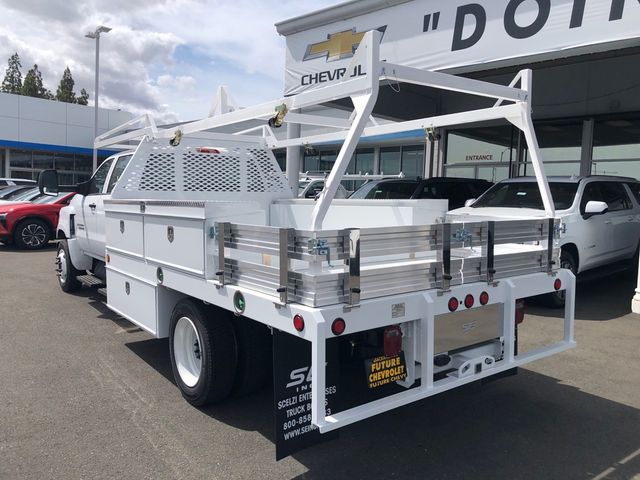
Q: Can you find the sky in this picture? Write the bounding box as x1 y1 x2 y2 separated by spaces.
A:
0 0 336 123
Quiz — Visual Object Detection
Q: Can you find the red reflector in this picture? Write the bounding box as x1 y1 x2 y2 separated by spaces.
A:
479 291 489 305
554 278 562 291
464 294 474 309
515 299 525 325
293 314 305 332
383 325 403 357
196 147 221 154
331 318 346 336
448 297 459 312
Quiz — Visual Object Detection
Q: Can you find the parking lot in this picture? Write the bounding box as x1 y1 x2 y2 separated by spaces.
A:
1 244 639 480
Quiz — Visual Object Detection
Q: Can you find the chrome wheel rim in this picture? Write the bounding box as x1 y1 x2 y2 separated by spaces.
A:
57 248 67 284
21 223 46 247
174 316 202 388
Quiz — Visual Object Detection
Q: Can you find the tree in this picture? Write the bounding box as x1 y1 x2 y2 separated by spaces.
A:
1 52 23 94
21 64 52 99
55 67 76 103
77 88 89 106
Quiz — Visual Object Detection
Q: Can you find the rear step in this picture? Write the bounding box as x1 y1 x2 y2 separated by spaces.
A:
77 274 105 289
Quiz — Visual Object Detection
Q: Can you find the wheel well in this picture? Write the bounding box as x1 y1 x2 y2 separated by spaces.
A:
157 286 188 339
561 243 579 271
57 229 66 239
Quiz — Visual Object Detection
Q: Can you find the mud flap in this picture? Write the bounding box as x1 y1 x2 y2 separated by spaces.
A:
273 330 339 460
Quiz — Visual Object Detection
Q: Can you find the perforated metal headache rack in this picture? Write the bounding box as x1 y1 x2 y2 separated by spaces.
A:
98 30 561 310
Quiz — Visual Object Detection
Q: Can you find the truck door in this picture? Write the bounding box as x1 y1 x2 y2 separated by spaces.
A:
86 154 133 259
80 157 114 259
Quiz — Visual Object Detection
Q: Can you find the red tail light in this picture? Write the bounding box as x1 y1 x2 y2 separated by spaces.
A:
448 297 459 312
464 294 474 309
554 278 562 291
331 318 346 336
515 299 525 325
293 314 305 332
479 291 489 305
383 325 403 357
196 147 221 154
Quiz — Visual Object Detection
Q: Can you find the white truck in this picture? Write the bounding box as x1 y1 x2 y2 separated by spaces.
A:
40 32 576 459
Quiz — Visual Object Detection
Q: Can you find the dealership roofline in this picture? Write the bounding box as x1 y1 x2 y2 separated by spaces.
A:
275 0 411 36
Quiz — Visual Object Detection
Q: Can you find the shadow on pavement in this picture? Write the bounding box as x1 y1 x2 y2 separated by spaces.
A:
126 336 640 480
0 242 57 253
528 265 637 321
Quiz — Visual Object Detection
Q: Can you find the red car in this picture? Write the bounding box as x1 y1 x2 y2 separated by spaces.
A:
0 192 75 249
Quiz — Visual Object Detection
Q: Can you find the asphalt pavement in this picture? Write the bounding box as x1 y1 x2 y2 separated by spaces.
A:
0 244 638 480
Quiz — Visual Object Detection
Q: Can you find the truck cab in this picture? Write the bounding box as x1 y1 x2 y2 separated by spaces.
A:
55 151 133 276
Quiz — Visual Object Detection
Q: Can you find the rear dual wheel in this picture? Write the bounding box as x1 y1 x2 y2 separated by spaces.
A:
169 299 272 407
170 300 237 406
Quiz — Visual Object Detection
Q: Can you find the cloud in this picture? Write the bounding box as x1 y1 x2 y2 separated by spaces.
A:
0 0 335 123
156 74 196 90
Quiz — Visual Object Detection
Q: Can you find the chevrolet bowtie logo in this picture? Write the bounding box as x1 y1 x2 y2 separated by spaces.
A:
303 27 386 62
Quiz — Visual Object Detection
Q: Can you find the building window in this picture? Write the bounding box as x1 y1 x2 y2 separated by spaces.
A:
10 150 32 169
445 127 516 182
8 148 106 183
274 150 286 171
345 148 375 191
445 121 583 182
380 145 425 177
521 122 582 177
591 117 640 179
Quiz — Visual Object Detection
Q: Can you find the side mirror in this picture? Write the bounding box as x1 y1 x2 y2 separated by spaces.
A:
464 198 476 207
583 200 608 219
38 169 59 196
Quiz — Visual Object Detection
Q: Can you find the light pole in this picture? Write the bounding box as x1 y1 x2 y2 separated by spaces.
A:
85 25 111 172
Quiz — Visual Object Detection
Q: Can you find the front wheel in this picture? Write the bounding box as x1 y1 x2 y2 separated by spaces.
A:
544 250 576 308
56 240 81 293
169 300 237 406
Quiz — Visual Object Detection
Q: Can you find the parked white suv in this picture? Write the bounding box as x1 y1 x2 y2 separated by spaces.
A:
448 176 640 305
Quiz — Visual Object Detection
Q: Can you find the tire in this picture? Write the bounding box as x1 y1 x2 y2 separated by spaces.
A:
14 218 51 249
56 240 81 293
544 250 577 308
232 315 272 397
169 300 237 406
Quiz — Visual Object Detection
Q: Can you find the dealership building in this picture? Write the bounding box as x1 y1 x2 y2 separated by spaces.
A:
0 92 132 183
275 0 640 182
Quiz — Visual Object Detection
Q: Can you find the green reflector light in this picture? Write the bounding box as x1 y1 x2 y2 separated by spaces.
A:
233 291 246 314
